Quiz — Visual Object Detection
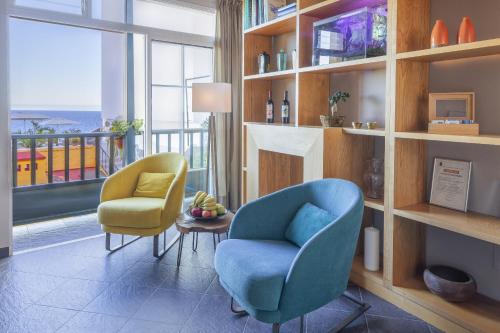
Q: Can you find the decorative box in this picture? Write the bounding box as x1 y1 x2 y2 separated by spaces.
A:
312 4 387 66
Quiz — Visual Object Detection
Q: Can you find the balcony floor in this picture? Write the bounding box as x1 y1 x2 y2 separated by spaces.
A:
13 213 103 253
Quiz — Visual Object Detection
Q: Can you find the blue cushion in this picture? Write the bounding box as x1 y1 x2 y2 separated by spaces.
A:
214 239 299 311
285 203 334 247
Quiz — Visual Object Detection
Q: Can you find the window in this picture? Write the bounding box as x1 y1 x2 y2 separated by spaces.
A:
133 0 215 37
14 0 127 23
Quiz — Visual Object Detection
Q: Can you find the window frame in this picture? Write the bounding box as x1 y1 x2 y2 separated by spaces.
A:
7 0 216 157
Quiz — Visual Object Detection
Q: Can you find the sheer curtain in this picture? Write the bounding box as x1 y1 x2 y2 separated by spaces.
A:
214 0 242 210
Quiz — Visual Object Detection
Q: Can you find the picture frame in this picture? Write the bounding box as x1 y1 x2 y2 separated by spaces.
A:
429 92 475 121
430 157 472 212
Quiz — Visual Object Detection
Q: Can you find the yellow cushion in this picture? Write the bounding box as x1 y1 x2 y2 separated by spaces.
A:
133 172 175 198
98 197 164 228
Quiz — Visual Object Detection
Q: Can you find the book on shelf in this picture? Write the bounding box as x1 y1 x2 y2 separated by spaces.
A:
276 2 296 17
244 0 290 29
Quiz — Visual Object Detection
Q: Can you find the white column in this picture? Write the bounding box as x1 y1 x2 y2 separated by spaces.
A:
0 0 13 256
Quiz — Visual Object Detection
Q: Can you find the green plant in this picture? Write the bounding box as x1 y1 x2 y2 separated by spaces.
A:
328 91 350 107
130 119 144 135
110 119 145 136
110 120 130 137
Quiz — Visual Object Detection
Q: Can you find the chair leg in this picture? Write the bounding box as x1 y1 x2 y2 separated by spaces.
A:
272 323 280 333
327 291 370 333
153 231 180 258
230 297 247 315
176 233 185 267
105 233 141 253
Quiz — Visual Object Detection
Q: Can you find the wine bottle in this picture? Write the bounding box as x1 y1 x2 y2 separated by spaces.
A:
281 90 290 124
266 90 274 123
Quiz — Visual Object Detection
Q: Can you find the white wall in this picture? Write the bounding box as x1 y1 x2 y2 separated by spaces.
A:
0 0 13 255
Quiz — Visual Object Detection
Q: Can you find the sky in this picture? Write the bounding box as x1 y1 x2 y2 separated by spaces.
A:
9 18 103 111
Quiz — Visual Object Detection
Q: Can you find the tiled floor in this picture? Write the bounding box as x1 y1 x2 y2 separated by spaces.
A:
1 228 442 333
13 213 103 252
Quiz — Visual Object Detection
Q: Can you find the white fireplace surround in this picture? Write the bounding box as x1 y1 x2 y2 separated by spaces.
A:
245 123 325 202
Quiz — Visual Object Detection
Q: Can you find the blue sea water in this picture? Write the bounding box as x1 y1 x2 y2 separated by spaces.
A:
10 110 102 133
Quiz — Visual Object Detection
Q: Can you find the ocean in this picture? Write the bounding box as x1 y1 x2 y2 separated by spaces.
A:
10 110 103 134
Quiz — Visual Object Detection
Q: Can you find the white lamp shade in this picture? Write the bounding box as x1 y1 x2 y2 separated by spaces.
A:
192 83 232 113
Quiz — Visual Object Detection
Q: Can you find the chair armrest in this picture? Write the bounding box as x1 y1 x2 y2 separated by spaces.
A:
229 184 308 240
100 159 145 202
161 158 188 225
278 199 364 317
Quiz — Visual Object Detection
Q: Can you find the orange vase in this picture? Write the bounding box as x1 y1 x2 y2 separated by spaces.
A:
458 17 476 44
431 20 449 48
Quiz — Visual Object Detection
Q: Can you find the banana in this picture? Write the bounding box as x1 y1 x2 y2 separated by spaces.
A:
202 204 217 210
203 197 216 204
195 192 207 206
192 191 203 206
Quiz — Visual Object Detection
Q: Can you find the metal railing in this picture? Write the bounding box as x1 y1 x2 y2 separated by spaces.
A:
11 127 208 189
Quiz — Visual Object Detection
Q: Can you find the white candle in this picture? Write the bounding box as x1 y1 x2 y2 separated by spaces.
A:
364 226 380 271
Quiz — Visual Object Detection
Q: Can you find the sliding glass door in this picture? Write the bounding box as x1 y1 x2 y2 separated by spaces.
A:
151 41 213 196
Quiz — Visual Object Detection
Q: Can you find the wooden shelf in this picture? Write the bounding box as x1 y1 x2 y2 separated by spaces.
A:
244 69 296 81
299 56 386 74
394 277 500 333
244 12 296 36
395 131 500 146
300 0 386 19
243 121 296 127
365 197 384 211
394 203 500 246
396 38 500 62
351 254 384 286
343 127 386 137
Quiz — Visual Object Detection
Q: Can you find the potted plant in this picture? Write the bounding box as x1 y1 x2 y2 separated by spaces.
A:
320 91 350 127
130 119 144 135
110 120 129 149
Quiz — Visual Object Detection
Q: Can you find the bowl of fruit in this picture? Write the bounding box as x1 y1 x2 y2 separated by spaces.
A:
187 191 226 220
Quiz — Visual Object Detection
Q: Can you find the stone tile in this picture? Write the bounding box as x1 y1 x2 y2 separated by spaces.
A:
83 282 156 317
76 255 138 282
160 265 216 293
5 304 77 333
58 311 128 333
181 294 247 333
38 278 109 310
119 262 172 288
119 319 182 333
366 315 431 333
134 288 202 325
244 316 302 333
205 276 229 297
1 271 66 304
307 307 368 333
361 289 418 320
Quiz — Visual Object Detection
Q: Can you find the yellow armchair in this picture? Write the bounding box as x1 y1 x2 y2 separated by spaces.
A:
98 152 188 257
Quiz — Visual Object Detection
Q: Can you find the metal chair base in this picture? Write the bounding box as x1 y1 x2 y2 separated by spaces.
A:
154 231 180 258
328 291 370 333
230 298 247 315
270 291 369 333
105 233 141 253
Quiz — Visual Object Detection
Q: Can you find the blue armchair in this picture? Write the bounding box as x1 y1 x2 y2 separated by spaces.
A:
214 179 367 333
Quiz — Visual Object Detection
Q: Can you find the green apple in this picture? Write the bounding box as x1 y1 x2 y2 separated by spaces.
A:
216 204 225 215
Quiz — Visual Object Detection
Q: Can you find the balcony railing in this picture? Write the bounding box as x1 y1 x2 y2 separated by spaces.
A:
11 128 208 190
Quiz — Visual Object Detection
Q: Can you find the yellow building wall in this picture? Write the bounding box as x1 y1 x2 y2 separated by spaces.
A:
17 145 96 186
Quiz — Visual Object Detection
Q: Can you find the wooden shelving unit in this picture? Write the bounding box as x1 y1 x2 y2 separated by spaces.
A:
241 1 500 332
394 203 500 246
396 38 500 62
395 131 500 146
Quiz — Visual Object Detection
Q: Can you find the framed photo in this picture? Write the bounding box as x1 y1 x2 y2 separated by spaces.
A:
429 92 475 121
430 158 472 212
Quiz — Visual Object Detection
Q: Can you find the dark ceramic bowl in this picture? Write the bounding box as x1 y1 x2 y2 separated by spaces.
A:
423 265 476 302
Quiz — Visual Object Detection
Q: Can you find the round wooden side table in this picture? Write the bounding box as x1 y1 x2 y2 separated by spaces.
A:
175 211 234 267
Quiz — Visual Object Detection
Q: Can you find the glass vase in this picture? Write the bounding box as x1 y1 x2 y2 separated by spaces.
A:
363 158 384 199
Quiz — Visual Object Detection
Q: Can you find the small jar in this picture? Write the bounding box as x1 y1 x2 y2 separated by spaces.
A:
277 49 287 71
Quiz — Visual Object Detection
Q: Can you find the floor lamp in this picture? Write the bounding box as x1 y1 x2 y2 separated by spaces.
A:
192 83 232 198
